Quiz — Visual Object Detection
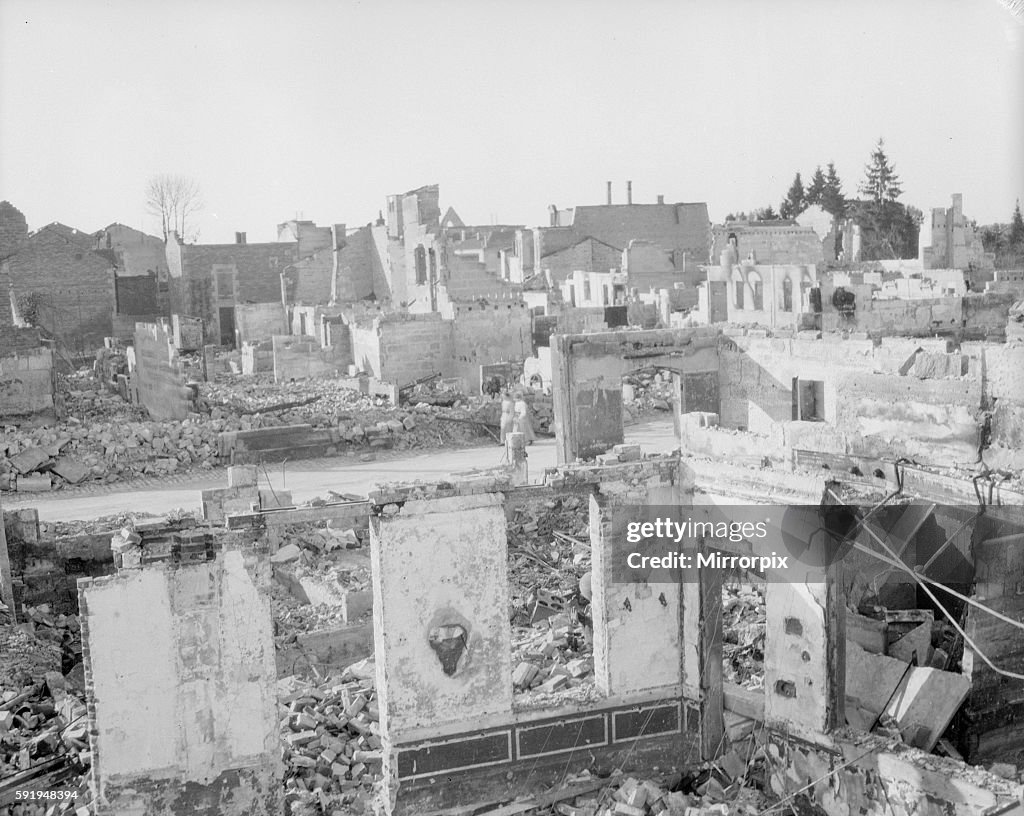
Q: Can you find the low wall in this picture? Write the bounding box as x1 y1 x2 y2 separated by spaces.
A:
272 335 346 382
112 313 163 342
0 346 56 420
241 340 274 375
236 302 288 343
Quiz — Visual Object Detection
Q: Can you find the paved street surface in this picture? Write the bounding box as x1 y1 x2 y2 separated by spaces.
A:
3 417 678 522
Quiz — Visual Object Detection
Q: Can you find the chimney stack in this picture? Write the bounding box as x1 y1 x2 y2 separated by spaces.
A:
657 194 665 205
606 181 612 205
235 232 247 245
627 181 633 205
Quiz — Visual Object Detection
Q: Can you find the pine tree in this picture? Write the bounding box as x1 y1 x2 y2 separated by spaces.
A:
859 138 903 204
753 205 778 222
805 166 826 206
1010 199 1024 247
780 173 807 220
820 162 846 218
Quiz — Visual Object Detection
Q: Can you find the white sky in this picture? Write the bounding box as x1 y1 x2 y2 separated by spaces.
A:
1 0 1022 243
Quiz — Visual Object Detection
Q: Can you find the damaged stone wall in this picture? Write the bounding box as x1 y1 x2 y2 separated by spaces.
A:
0 345 56 422
449 302 532 392
80 547 281 816
371 493 512 738
272 334 346 383
717 334 985 468
235 302 288 344
132 322 195 421
368 461 699 815
975 343 1024 471
551 328 720 462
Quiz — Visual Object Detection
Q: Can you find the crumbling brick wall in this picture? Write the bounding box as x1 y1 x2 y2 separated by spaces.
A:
334 226 376 302
450 302 532 392
114 273 160 315
236 302 288 343
271 334 346 382
375 313 453 387
7 228 115 352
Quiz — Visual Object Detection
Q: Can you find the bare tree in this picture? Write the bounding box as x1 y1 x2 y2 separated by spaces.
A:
145 174 203 241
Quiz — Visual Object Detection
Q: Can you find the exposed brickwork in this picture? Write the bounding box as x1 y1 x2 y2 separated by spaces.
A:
167 234 298 343
335 225 376 302
114 273 160 314
0 201 28 260
6 224 116 352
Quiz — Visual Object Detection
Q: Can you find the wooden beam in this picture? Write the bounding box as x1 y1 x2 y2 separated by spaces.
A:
0 494 15 622
699 561 724 759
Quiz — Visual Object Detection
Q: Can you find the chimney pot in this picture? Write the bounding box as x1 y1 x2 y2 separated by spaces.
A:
627 181 633 205
657 194 665 205
606 181 612 206
235 231 247 245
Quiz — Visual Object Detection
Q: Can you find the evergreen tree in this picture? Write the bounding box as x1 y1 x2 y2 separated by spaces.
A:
753 205 778 221
1010 199 1024 247
779 173 807 220
805 166 826 206
820 162 846 218
859 138 903 204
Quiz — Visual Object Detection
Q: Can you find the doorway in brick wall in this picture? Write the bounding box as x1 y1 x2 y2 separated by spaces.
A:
218 305 236 347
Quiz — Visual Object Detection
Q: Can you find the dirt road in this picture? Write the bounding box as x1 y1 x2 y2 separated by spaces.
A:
2 418 678 522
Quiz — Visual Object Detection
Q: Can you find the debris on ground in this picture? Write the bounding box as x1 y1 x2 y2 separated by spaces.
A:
721 580 765 691
0 606 92 814
278 658 381 816
472 760 773 816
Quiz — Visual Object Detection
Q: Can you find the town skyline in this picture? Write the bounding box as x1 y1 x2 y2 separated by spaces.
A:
2 0 1022 243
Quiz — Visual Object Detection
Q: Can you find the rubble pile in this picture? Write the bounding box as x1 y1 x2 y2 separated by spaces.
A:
478 759 771 816
507 494 591 609
0 370 510 491
272 583 351 640
512 611 594 699
0 607 92 815
278 658 382 816
721 581 766 690
270 522 372 640
621 368 676 415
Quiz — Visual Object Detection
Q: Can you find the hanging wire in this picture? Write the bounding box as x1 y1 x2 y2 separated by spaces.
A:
842 504 1024 682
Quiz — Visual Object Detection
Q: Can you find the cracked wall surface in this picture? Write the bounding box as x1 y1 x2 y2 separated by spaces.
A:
79 549 281 816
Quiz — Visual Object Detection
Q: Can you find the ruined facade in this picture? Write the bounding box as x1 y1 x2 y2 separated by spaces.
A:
4 220 117 352
920 193 994 271
513 188 711 289
165 232 299 346
711 218 826 268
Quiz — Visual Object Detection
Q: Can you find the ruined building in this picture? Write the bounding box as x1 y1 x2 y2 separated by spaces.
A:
920 193 994 271
509 182 711 292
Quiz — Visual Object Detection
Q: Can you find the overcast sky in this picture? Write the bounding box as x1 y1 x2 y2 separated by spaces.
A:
1 0 1022 243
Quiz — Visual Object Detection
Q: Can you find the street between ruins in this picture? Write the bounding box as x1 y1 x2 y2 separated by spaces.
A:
3 418 679 522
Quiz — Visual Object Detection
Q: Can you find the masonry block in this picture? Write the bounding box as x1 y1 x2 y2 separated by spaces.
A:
80 549 281 815
764 556 844 746
370 493 513 740
589 491 682 697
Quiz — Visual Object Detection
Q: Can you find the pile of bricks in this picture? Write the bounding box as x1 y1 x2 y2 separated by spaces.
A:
279 658 382 814
0 607 92 814
511 612 593 695
515 768 767 816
